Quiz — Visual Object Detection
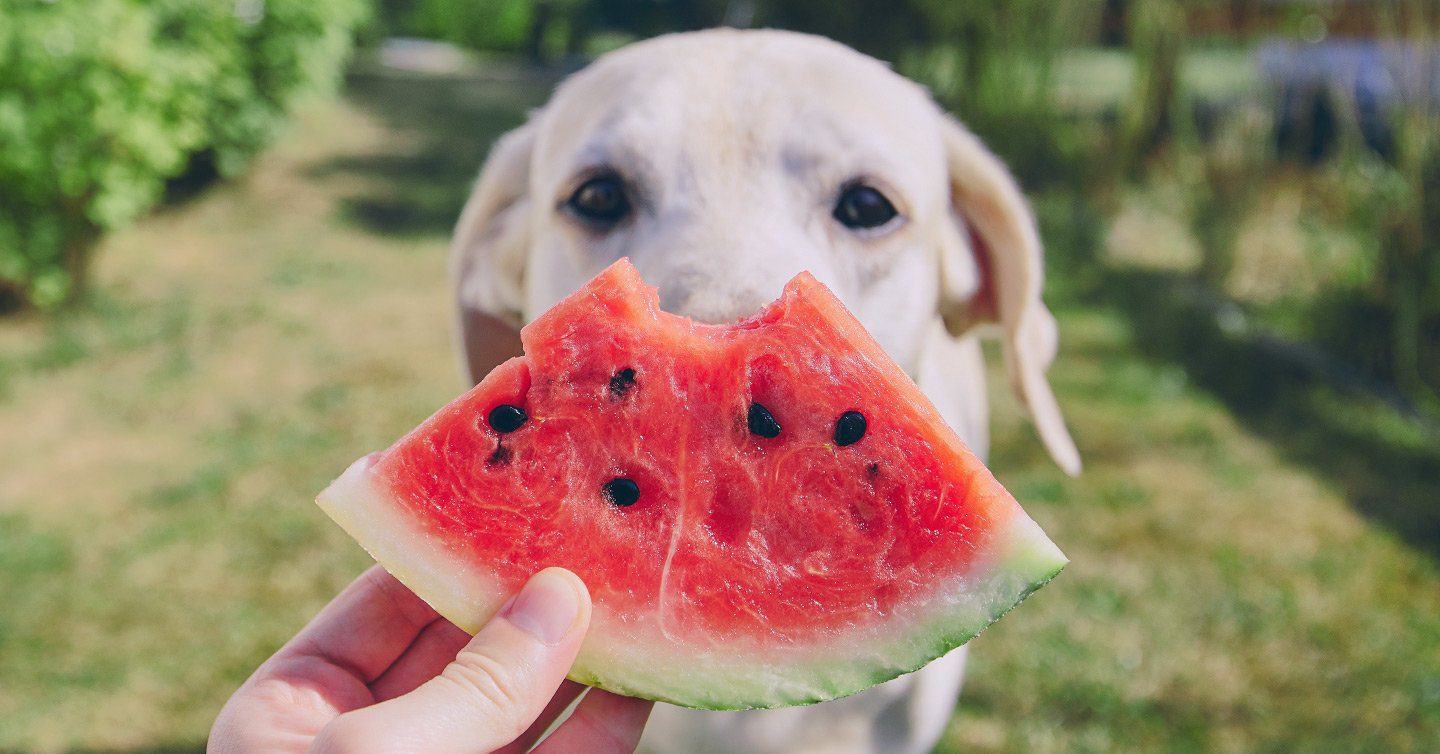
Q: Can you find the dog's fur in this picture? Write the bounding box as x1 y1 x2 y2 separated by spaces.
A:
450 28 1078 754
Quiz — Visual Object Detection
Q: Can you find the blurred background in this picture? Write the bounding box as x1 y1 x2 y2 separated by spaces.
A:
1 0 1437 751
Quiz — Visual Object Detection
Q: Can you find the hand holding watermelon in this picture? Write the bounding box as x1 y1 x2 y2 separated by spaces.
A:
210 563 653 753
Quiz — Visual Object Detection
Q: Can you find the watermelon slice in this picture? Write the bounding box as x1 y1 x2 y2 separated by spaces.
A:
317 259 1065 710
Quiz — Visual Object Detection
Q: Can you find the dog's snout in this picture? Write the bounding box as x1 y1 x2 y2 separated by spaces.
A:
650 248 841 325
663 285 777 325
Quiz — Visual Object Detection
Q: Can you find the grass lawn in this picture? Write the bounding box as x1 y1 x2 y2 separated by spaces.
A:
1 69 1437 753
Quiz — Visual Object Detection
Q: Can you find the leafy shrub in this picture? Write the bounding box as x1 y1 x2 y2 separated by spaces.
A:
0 0 366 309
402 0 538 55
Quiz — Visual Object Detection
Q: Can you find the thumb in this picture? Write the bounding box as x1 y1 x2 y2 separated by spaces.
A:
313 568 591 754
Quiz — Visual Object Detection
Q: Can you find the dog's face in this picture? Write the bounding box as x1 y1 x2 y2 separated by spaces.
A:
453 29 1080 474
522 32 958 370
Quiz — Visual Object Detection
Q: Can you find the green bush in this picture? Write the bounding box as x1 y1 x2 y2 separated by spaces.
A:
0 0 366 309
404 0 537 55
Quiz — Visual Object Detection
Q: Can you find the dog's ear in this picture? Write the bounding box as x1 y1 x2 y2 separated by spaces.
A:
450 120 538 385
936 114 1081 476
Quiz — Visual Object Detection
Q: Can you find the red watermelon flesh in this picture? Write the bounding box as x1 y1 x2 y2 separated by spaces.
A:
317 258 1065 709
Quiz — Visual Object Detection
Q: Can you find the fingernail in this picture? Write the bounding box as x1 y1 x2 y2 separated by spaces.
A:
501 568 582 645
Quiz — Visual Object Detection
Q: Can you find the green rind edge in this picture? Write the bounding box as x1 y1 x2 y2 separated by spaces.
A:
318 458 1066 710
567 513 1067 709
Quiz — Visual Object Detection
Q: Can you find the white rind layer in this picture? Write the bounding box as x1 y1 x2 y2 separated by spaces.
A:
316 454 1067 710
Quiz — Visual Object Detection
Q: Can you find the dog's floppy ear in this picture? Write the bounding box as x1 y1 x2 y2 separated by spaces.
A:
936 114 1081 476
450 120 538 384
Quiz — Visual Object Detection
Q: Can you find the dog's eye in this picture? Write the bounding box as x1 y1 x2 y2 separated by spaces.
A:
566 174 631 227
833 184 898 230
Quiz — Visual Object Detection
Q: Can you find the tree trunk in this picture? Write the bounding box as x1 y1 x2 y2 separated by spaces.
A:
525 1 553 65
1100 0 1129 46
723 0 756 28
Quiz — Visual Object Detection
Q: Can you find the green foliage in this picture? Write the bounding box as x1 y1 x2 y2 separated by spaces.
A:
405 0 538 55
0 0 366 310
1123 0 1188 169
1310 115 1440 412
900 0 1114 235
390 0 726 61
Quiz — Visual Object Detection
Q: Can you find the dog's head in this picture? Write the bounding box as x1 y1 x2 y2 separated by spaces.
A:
451 29 1079 474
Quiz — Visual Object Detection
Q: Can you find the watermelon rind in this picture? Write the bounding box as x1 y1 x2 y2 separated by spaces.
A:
317 454 1066 710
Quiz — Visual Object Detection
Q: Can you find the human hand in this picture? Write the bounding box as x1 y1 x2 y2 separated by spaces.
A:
209 565 652 753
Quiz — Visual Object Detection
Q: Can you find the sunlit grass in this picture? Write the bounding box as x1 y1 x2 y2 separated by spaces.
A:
940 303 1440 752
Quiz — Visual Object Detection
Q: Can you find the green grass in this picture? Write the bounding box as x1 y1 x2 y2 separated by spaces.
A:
939 301 1440 752
1 69 1437 753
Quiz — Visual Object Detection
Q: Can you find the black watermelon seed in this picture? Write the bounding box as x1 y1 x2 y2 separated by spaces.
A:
608 368 637 398
487 444 512 465
747 403 782 438
488 404 527 433
834 411 867 446
603 477 640 507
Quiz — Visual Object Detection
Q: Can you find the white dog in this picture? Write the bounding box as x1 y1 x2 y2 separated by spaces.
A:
449 28 1079 754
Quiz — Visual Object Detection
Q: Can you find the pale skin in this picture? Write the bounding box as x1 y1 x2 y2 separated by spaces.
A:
208 566 653 753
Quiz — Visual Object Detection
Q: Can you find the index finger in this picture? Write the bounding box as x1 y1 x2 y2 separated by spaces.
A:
531 689 653 754
272 564 443 683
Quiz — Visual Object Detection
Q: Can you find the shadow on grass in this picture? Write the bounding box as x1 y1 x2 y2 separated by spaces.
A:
313 67 558 238
1103 267 1440 561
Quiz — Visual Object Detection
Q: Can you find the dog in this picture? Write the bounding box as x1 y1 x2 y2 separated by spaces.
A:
448 28 1079 754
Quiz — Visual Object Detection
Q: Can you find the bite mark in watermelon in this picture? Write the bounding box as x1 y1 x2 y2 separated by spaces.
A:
317 259 1065 710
